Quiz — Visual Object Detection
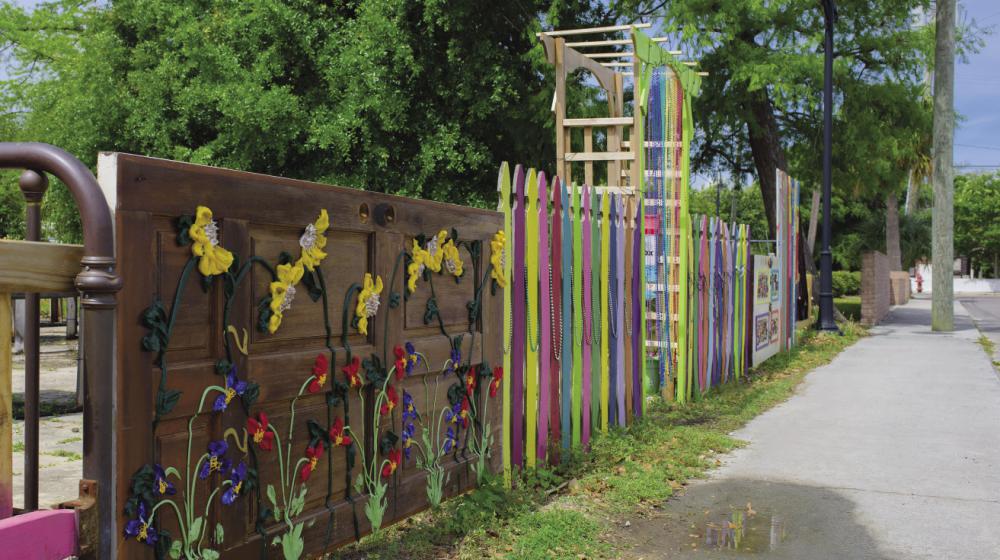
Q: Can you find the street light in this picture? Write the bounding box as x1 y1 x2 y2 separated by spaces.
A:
818 0 838 331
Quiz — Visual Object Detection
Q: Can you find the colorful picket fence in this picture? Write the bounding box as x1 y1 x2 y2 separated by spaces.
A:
776 169 801 351
498 164 642 473
688 216 752 397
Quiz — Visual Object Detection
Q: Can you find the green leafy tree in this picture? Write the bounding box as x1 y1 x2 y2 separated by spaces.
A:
617 0 938 241
0 0 612 241
955 172 1000 278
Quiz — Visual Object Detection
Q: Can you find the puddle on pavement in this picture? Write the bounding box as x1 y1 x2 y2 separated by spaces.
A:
683 504 787 553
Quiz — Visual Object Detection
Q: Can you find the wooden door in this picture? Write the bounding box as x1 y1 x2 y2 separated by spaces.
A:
109 154 502 559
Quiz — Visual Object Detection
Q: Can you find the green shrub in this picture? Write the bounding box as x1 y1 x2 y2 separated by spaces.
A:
832 270 861 297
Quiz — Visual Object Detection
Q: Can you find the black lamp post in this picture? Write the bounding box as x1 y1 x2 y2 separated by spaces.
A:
818 0 838 331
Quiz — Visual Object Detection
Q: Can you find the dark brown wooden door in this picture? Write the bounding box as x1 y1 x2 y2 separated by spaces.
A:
110 154 502 559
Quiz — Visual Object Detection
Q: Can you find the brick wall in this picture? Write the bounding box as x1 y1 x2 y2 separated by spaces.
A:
861 251 890 326
889 271 910 305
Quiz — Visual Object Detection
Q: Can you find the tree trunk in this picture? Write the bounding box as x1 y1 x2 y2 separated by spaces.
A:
904 170 920 215
886 191 902 270
807 189 820 255
744 87 786 239
931 0 955 331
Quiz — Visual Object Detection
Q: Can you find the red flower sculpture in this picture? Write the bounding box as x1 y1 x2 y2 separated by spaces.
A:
465 366 477 397
393 345 407 381
380 385 399 416
342 356 363 389
246 412 275 451
308 353 329 393
381 448 402 478
328 417 352 448
300 441 324 482
459 396 471 429
489 365 504 398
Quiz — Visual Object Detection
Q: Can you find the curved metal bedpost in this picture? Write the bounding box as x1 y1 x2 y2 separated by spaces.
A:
0 142 119 559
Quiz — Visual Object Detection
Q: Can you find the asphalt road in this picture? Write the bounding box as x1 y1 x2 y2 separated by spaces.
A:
960 296 1000 361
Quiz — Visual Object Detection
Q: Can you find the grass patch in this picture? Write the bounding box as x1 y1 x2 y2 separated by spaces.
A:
44 449 82 460
12 441 24 452
977 334 996 356
331 322 865 559
11 395 81 420
835 295 861 321
497 509 609 559
57 436 82 445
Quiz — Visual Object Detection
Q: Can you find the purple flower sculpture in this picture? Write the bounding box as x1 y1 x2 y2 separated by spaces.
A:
199 440 231 479
152 464 175 496
221 462 247 505
213 367 248 412
124 500 157 546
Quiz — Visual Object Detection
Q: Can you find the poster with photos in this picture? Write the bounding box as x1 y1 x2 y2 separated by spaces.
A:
752 254 781 365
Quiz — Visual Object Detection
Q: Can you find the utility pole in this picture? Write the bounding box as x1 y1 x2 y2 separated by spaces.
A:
818 0 838 331
932 0 955 331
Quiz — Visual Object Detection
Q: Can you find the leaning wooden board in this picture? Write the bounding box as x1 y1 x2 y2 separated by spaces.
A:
106 153 501 559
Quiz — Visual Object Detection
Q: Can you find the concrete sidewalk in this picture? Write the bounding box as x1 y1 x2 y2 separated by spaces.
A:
626 298 1000 559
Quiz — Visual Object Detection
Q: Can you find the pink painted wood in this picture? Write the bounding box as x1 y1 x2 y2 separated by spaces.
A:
615 194 626 426
0 509 78 559
537 172 550 463
581 185 592 447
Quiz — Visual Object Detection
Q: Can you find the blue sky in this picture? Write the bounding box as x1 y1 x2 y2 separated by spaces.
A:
955 0 1000 171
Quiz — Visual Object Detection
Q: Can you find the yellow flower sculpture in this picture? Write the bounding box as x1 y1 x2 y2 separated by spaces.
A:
355 273 383 336
298 209 329 271
424 230 447 273
489 230 506 288
268 262 304 333
407 240 428 293
441 239 463 278
189 206 234 277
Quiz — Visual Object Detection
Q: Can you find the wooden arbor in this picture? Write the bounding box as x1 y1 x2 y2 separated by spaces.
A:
539 26 634 192
539 25 705 403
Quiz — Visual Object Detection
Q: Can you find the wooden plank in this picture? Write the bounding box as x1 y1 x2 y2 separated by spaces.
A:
581 186 592 447
599 191 611 433
566 37 679 50
537 23 650 37
558 178 572 450
511 166 526 468
524 169 539 469
585 52 635 59
622 140 683 148
565 152 635 162
0 509 77 557
536 173 550 464
0 293 10 519
0 240 82 293
571 184 583 446
563 117 634 127
498 162 513 485
583 128 594 187
602 61 698 67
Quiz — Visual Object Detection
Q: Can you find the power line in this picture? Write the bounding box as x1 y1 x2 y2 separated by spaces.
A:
956 143 1000 152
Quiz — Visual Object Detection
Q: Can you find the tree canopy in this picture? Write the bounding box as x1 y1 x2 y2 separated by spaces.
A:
955 171 1000 277
618 0 937 237
0 0 611 241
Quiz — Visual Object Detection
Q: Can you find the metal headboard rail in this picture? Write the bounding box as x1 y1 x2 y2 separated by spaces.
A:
0 142 120 559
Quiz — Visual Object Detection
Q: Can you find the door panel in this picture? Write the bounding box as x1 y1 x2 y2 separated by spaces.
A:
112 154 502 559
